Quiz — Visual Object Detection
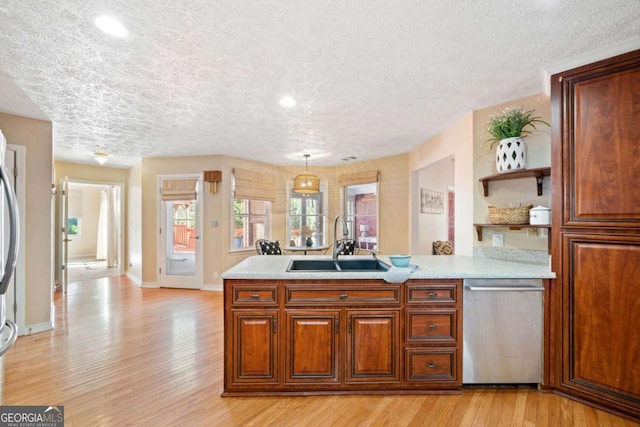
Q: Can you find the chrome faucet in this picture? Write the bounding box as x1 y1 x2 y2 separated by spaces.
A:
332 215 349 260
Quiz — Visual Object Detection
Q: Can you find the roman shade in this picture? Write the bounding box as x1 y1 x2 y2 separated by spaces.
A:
233 168 276 202
161 178 198 201
337 170 380 187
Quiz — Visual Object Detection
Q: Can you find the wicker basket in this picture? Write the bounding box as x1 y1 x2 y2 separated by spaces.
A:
488 205 532 225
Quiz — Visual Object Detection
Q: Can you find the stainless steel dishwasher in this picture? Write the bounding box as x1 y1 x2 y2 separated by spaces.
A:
463 278 543 384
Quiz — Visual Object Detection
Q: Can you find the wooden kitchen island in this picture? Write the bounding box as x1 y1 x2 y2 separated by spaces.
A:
221 254 554 396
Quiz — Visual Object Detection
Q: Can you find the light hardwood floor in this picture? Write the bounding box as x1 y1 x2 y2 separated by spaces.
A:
1 276 637 426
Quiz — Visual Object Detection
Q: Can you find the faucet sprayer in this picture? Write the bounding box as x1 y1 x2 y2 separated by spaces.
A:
332 215 349 260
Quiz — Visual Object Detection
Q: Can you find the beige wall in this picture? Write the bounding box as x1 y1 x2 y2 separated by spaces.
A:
0 112 53 328
414 156 455 254
332 154 410 255
409 112 475 256
408 94 552 255
140 153 410 287
472 93 551 251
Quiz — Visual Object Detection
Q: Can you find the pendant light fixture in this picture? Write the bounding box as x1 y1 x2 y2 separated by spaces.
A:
293 154 320 194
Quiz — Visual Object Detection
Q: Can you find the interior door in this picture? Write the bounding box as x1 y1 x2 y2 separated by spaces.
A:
158 176 202 289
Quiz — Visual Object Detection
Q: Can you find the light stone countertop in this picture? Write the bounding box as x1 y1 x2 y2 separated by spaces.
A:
221 254 556 280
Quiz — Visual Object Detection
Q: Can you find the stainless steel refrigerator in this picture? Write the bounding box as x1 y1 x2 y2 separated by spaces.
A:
0 130 19 356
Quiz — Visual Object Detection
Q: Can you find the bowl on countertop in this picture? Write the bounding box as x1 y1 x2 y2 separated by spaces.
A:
388 255 411 268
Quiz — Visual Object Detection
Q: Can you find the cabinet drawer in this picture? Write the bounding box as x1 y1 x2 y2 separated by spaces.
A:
285 285 400 305
405 309 457 343
230 285 278 306
405 348 458 383
405 281 460 305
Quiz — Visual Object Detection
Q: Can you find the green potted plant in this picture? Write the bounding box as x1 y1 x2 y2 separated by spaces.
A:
484 106 549 173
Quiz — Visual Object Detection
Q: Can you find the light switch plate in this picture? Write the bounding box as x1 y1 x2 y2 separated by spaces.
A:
492 233 504 247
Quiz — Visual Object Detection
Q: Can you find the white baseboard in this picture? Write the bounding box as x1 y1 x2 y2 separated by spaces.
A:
126 271 142 286
141 281 160 288
202 284 223 292
19 321 54 336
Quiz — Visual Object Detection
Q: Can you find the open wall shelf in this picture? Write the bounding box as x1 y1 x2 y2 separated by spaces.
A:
479 167 551 196
473 224 551 241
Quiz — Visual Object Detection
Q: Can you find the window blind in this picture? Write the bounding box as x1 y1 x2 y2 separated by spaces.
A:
161 178 198 201
233 168 276 202
337 170 380 187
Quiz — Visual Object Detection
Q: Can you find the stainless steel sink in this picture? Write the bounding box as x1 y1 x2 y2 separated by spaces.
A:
286 259 390 272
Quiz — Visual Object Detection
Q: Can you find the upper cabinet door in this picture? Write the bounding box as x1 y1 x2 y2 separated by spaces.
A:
552 50 640 228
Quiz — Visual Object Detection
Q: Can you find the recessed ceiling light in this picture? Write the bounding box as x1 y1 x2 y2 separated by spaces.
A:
279 96 296 108
95 15 128 38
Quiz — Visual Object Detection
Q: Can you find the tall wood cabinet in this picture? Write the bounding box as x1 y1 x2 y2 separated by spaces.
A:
551 49 640 420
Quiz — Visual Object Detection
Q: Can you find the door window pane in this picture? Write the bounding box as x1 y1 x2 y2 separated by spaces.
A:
166 200 196 276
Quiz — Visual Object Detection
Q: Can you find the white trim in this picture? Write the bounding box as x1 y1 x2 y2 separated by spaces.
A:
156 173 204 289
21 321 54 335
62 179 126 280
126 271 141 286
543 37 640 95
202 284 223 292
7 144 26 334
141 281 160 288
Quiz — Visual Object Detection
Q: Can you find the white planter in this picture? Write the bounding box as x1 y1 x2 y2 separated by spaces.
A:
496 137 526 172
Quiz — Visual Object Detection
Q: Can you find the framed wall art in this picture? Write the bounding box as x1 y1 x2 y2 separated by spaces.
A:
420 188 444 214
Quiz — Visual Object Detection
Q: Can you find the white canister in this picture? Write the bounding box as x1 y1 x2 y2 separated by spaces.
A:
529 205 551 225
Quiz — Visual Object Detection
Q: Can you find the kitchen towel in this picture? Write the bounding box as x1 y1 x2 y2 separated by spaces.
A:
384 265 418 284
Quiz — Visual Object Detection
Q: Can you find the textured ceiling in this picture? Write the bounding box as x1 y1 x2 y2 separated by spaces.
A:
0 1 639 168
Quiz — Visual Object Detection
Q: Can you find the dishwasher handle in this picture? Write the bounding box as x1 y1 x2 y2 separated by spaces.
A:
464 285 544 292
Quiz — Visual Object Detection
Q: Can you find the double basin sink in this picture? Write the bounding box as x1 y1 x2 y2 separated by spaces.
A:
287 258 390 272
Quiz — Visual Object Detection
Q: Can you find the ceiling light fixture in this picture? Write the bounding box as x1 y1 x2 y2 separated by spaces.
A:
279 96 296 108
95 15 128 38
94 152 109 165
293 154 319 194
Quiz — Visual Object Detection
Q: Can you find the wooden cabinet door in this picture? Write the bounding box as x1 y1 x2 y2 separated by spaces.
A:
285 310 340 384
555 51 640 228
231 310 278 384
562 234 640 405
346 310 400 383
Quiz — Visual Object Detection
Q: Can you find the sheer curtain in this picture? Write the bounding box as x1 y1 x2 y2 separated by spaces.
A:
96 186 118 267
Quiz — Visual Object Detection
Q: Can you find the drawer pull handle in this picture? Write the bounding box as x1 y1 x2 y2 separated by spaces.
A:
339 293 348 299
251 293 260 299
428 292 437 298
428 363 437 369
428 324 437 329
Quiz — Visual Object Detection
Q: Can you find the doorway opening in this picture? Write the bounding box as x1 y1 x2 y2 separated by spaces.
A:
63 181 124 284
412 155 455 254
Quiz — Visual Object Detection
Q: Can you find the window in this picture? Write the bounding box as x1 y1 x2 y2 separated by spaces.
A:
287 183 327 247
68 217 81 236
233 199 270 249
345 183 378 251
231 168 275 250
